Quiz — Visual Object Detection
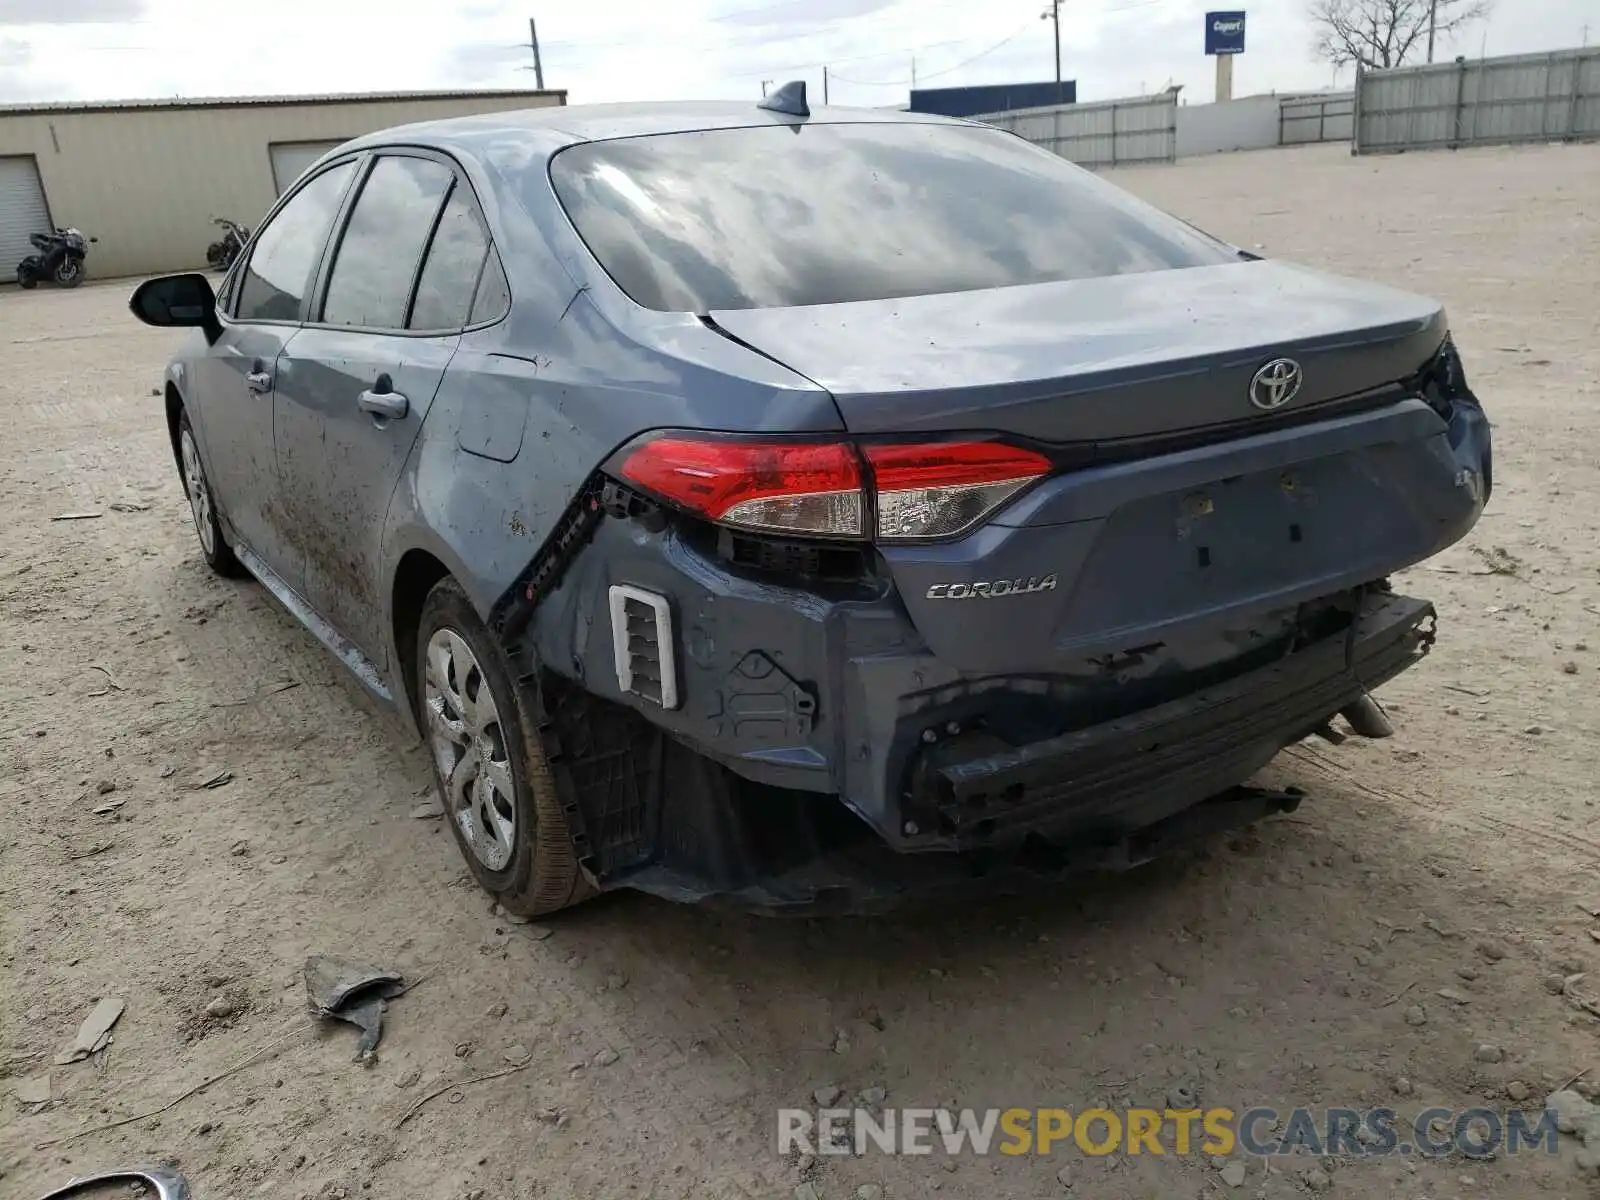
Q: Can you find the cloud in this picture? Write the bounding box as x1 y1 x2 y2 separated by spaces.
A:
716 0 899 28
0 34 30 65
0 0 145 24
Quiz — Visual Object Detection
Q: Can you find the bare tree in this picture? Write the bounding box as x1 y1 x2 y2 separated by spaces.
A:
1309 0 1493 70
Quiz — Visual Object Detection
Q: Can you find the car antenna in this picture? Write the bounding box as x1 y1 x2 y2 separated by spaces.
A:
758 80 809 118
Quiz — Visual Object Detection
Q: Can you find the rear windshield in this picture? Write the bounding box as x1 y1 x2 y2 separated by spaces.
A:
548 121 1236 312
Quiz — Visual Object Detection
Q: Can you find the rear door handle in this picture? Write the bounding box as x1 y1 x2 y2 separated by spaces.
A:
245 369 273 393
358 385 409 421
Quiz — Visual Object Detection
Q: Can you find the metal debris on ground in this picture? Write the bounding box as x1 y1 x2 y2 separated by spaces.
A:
303 955 408 1062
108 501 152 513
50 512 102 521
31 1166 191 1200
194 770 233 790
53 997 125 1065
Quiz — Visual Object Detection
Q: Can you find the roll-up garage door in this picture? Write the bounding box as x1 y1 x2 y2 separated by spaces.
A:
0 156 52 280
269 141 347 196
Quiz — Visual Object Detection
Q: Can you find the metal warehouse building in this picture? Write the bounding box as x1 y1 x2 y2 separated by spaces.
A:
0 88 564 281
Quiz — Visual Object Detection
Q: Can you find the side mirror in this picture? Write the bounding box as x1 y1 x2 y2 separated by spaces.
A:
130 273 221 344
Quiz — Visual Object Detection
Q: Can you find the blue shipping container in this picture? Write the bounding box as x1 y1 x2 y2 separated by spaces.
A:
907 80 1077 118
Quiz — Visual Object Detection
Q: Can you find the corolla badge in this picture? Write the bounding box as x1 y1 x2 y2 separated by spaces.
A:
926 575 1058 600
1250 358 1303 411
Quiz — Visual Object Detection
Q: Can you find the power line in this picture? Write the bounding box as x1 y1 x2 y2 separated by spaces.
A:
828 18 1038 87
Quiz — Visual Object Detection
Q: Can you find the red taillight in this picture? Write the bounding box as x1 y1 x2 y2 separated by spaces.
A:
865 442 1051 541
618 437 864 537
614 436 1051 543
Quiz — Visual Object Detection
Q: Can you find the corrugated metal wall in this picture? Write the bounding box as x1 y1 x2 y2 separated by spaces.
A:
0 91 562 279
975 94 1178 167
1279 92 1355 145
1355 48 1600 154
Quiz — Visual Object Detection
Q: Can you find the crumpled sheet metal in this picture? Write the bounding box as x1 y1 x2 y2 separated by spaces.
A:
303 955 406 1061
34 1167 190 1200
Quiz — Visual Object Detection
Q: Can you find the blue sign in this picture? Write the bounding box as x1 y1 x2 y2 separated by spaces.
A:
1205 11 1246 55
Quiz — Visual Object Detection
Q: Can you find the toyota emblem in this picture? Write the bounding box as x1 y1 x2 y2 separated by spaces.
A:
1250 358 1303 411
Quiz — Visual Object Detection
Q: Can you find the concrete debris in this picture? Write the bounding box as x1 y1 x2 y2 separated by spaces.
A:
54 996 126 1064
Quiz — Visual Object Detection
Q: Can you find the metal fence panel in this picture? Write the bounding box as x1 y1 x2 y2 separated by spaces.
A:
1279 92 1355 145
973 94 1177 167
1355 47 1600 154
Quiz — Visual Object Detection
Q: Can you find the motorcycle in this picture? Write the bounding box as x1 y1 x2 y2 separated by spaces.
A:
205 216 250 272
15 226 96 289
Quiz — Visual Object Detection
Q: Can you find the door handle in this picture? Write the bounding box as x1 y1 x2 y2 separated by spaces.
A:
245 369 273 393
358 381 409 421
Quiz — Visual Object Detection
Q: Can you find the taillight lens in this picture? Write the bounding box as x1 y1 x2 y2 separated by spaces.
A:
866 442 1052 541
618 437 863 537
613 435 1051 542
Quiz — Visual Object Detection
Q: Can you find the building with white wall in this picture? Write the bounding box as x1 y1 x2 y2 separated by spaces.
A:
0 88 563 281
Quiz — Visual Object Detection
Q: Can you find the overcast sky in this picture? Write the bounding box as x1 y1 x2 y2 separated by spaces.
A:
0 0 1593 108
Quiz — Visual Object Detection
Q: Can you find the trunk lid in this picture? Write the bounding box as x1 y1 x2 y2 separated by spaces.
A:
707 260 1446 442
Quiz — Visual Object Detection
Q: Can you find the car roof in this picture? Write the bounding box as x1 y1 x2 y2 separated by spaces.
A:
342 100 974 163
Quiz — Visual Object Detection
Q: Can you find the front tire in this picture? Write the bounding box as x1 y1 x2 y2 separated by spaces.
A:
417 578 592 916
177 411 243 577
53 257 83 287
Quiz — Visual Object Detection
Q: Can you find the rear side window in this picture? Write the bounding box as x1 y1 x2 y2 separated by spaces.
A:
549 122 1237 312
469 250 511 325
409 183 492 331
322 155 453 329
235 161 354 322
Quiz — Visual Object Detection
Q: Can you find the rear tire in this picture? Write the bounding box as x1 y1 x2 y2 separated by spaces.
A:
16 264 36 289
416 578 593 916
177 411 243 577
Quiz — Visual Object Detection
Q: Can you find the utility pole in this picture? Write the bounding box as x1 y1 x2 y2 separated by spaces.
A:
911 56 917 89
528 17 545 89
761 79 773 96
1426 0 1438 63
823 65 829 105
1041 0 1062 101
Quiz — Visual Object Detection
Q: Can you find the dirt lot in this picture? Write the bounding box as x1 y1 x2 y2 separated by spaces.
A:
3 141 1599 1200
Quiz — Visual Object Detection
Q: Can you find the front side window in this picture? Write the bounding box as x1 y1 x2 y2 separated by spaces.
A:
548 122 1237 312
322 155 454 330
409 183 492 331
235 160 355 323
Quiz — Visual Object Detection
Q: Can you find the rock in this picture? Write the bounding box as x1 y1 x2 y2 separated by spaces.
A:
592 1048 619 1067
1219 1161 1247 1188
1543 973 1568 994
857 1187 885 1200
1302 1167 1332 1192
14 1073 51 1105
1356 1125 1379 1146
1404 1004 1428 1027
1507 1081 1530 1102
1473 1044 1505 1063
859 1085 888 1106
1055 1164 1073 1189
204 995 236 1019
1437 988 1471 1005
1546 1089 1595 1134
1394 1077 1414 1096
96 779 116 795
395 1068 421 1089
229 840 248 856
1563 661 1579 674
1168 1084 1199 1108
1580 1111 1600 1148
485 1002 508 1019
505 1044 532 1065
833 1028 850 1055
1524 725 1544 736
813 1084 842 1107
1456 966 1481 981
602 972 628 991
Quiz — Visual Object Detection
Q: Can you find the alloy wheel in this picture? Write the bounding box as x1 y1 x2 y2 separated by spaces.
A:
179 428 215 556
424 629 517 871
